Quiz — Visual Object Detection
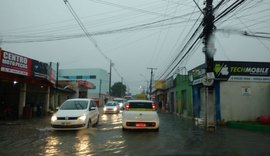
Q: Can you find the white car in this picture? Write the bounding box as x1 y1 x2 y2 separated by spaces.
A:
51 98 99 130
103 101 120 113
122 100 159 131
113 98 126 110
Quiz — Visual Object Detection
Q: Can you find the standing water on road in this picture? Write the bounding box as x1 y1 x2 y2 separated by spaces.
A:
0 112 270 156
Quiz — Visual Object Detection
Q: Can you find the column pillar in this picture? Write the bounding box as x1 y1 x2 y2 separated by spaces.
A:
18 83 27 118
44 86 50 115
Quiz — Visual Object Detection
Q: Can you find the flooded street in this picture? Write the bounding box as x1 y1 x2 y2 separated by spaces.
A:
1 111 270 156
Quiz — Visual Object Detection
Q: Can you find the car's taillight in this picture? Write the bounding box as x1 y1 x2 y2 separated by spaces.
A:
125 103 130 111
152 103 156 110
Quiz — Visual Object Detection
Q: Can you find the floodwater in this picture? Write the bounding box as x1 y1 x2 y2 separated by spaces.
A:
0 111 270 156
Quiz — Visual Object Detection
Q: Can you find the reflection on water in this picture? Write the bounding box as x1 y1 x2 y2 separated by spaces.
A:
103 140 125 154
99 113 122 131
74 130 92 155
42 130 94 155
44 136 60 155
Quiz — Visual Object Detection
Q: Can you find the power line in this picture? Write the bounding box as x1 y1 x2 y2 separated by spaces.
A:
63 0 110 62
157 0 250 80
88 0 173 17
1 12 198 44
63 0 125 91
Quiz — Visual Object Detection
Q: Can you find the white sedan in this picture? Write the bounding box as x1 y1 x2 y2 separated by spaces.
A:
51 98 99 130
122 100 159 131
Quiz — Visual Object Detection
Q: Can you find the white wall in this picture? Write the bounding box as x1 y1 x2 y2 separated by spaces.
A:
220 81 270 121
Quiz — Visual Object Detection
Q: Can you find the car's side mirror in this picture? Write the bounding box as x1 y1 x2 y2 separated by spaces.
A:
90 107 96 111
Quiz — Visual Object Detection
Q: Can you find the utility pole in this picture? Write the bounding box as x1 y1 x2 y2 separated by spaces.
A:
147 67 157 100
109 60 113 97
99 79 102 98
202 0 216 132
56 62 59 88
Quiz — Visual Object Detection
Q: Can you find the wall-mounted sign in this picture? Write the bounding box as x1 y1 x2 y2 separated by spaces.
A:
189 61 270 85
0 49 32 76
241 86 251 96
214 61 270 82
32 59 48 79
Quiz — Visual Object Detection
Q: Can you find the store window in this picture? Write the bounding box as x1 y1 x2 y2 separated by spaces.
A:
76 75 83 79
89 75 96 79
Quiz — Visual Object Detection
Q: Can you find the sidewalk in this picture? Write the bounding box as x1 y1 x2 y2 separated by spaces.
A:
0 114 51 126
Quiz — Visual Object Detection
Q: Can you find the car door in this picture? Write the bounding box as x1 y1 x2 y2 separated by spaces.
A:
89 100 99 124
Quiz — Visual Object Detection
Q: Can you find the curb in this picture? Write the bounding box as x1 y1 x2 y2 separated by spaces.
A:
227 121 270 132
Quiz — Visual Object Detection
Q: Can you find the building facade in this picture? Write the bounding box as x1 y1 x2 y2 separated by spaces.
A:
175 74 193 118
59 68 109 105
189 61 270 122
0 48 56 120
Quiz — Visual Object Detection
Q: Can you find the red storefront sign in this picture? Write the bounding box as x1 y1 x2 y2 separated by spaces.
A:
0 49 32 76
77 80 95 89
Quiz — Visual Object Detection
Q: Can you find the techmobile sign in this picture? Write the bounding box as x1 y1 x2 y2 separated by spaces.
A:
214 61 270 82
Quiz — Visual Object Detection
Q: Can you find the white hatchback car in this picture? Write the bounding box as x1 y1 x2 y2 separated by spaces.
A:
122 100 159 131
51 98 99 130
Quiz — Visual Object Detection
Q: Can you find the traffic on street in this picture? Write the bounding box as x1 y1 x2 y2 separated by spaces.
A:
1 1 270 156
1 108 270 156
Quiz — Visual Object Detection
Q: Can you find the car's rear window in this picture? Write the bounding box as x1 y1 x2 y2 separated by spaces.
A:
60 101 88 110
129 102 152 109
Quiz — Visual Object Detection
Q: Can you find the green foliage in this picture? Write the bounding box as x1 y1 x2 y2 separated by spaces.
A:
111 82 126 97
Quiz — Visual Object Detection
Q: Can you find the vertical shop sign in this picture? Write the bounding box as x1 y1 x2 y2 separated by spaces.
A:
48 67 56 84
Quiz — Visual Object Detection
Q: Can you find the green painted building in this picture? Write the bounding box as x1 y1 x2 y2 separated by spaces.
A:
175 74 193 117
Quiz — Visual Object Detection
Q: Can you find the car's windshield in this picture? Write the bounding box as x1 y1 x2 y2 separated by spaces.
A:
60 100 88 110
106 102 117 106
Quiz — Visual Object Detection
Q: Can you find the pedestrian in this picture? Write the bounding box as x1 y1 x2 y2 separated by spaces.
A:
104 98 108 105
158 101 162 111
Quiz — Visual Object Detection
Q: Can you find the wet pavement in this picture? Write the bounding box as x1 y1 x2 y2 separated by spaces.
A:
0 110 270 156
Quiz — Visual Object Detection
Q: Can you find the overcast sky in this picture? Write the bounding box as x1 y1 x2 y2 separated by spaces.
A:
1 0 270 94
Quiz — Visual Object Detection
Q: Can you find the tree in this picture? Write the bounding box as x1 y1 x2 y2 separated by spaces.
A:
111 82 126 97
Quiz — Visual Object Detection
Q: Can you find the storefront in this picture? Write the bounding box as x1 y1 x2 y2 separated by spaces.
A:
0 48 56 120
153 80 167 111
189 61 270 122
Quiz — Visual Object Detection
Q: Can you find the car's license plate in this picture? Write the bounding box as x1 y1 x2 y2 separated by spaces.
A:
62 122 70 125
136 123 146 127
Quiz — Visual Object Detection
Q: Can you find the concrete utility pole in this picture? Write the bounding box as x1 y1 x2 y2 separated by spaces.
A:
109 60 113 97
147 67 157 100
202 0 216 132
